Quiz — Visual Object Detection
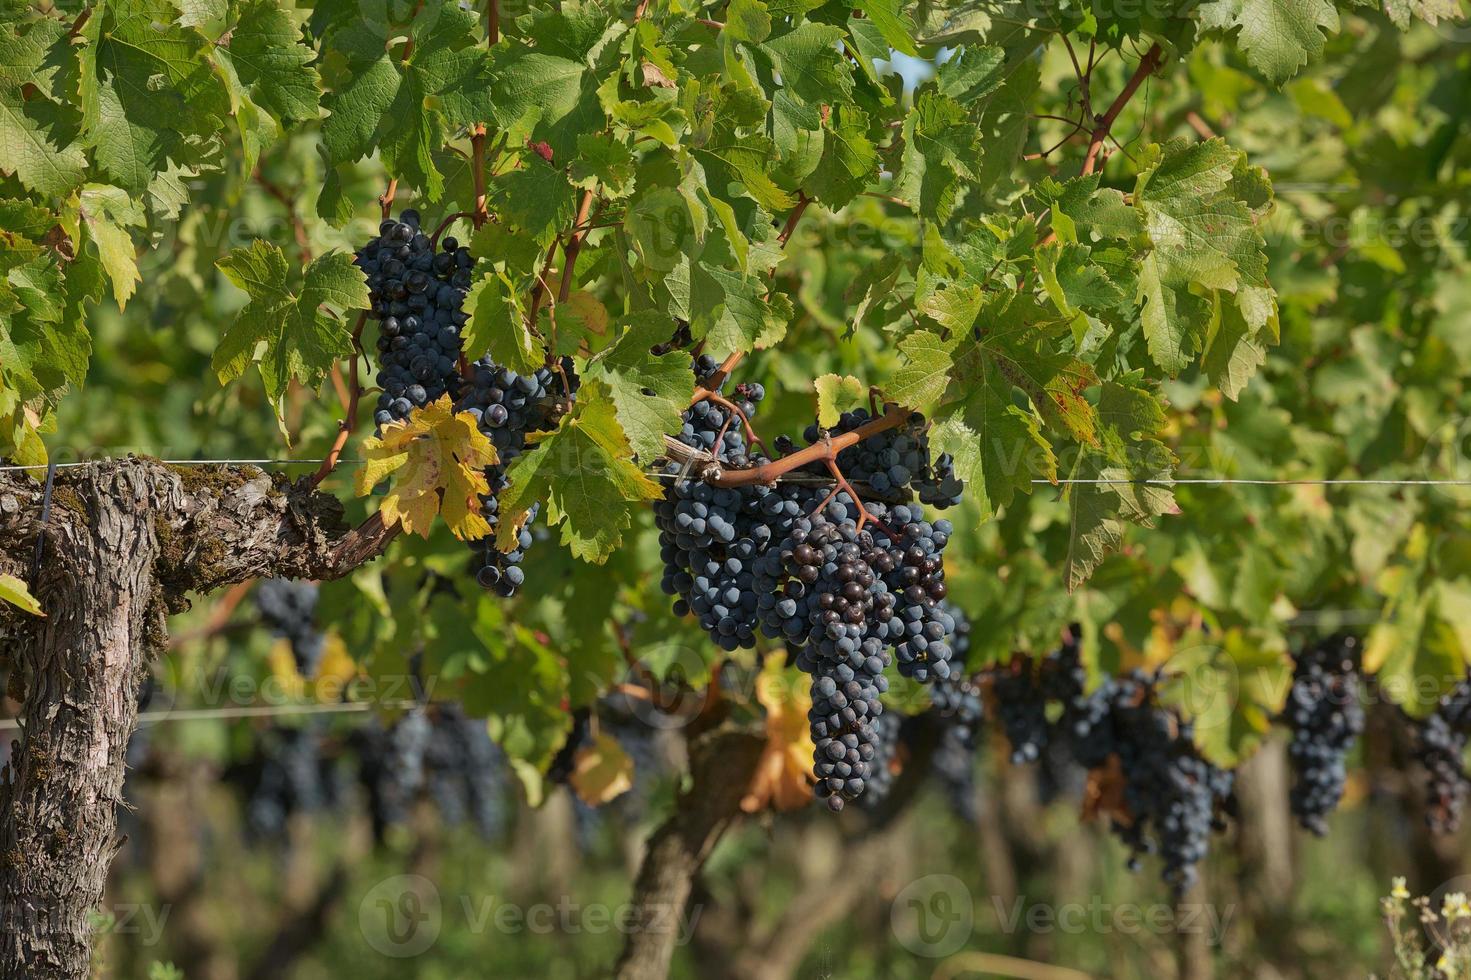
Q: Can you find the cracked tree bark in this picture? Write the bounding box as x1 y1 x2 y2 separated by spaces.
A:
612 728 765 980
0 458 397 979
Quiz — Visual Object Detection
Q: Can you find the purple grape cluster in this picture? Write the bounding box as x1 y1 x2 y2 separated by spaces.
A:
354 210 472 427
457 356 577 596
1284 634 1363 835
1411 675 1471 834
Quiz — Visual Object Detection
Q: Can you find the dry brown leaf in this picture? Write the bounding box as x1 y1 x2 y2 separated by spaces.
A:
570 732 635 805
741 660 816 813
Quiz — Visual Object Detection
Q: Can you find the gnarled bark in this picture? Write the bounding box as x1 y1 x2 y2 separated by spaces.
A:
613 727 765 980
0 458 396 979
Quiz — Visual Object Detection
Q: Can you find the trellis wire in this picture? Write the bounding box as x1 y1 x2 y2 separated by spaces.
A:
3 456 1471 487
0 698 425 733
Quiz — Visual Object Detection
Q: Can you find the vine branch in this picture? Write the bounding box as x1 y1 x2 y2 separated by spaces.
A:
707 404 911 487
312 312 368 486
1081 42 1163 176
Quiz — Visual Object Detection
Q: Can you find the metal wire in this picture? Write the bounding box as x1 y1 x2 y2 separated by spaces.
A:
6 456 1471 488
0 458 361 473
0 698 424 733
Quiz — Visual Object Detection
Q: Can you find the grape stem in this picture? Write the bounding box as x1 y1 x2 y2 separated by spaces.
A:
313 311 368 486
777 191 811 247
559 190 597 304
1037 41 1164 248
810 448 898 538
378 179 397 221
471 127 490 227
707 404 912 487
254 168 312 263
1080 42 1163 176
429 211 472 245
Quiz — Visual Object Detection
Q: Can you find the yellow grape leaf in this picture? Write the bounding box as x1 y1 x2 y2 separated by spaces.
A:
266 639 307 701
570 732 635 805
814 373 866 428
741 659 817 813
311 632 361 702
0 573 44 617
355 396 499 540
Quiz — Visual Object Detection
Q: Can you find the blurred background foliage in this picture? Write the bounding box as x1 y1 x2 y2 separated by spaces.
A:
7 1 1471 977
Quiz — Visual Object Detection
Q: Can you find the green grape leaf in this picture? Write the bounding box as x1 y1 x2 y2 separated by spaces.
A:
929 364 1054 513
1199 0 1339 86
807 106 879 211
814 373 867 427
585 313 691 463
1159 629 1292 768
0 15 85 196
321 0 494 199
213 242 367 428
78 184 145 309
761 23 853 109
77 0 232 195
685 252 784 360
571 133 636 197
1095 371 1168 467
1065 457 1178 590
934 45 1006 104
692 130 795 213
1203 290 1272 400
1382 0 1463 28
887 329 960 414
896 91 978 223
462 271 543 374
853 0 919 56
0 101 87 198
498 158 577 245
220 0 322 125
1133 139 1270 375
495 383 664 562
1035 242 1127 339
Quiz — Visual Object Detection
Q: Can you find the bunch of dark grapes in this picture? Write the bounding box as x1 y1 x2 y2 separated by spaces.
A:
928 607 984 821
652 363 966 810
760 504 895 811
1110 678 1235 894
877 503 955 683
803 409 964 507
656 361 806 651
1064 669 1234 894
988 657 1050 765
980 631 1234 892
255 578 326 677
457 357 578 597
358 211 582 598
355 707 433 839
861 712 904 808
1283 634 1363 835
423 705 510 840
1411 675 1471 834
354 210 473 427
239 723 338 843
